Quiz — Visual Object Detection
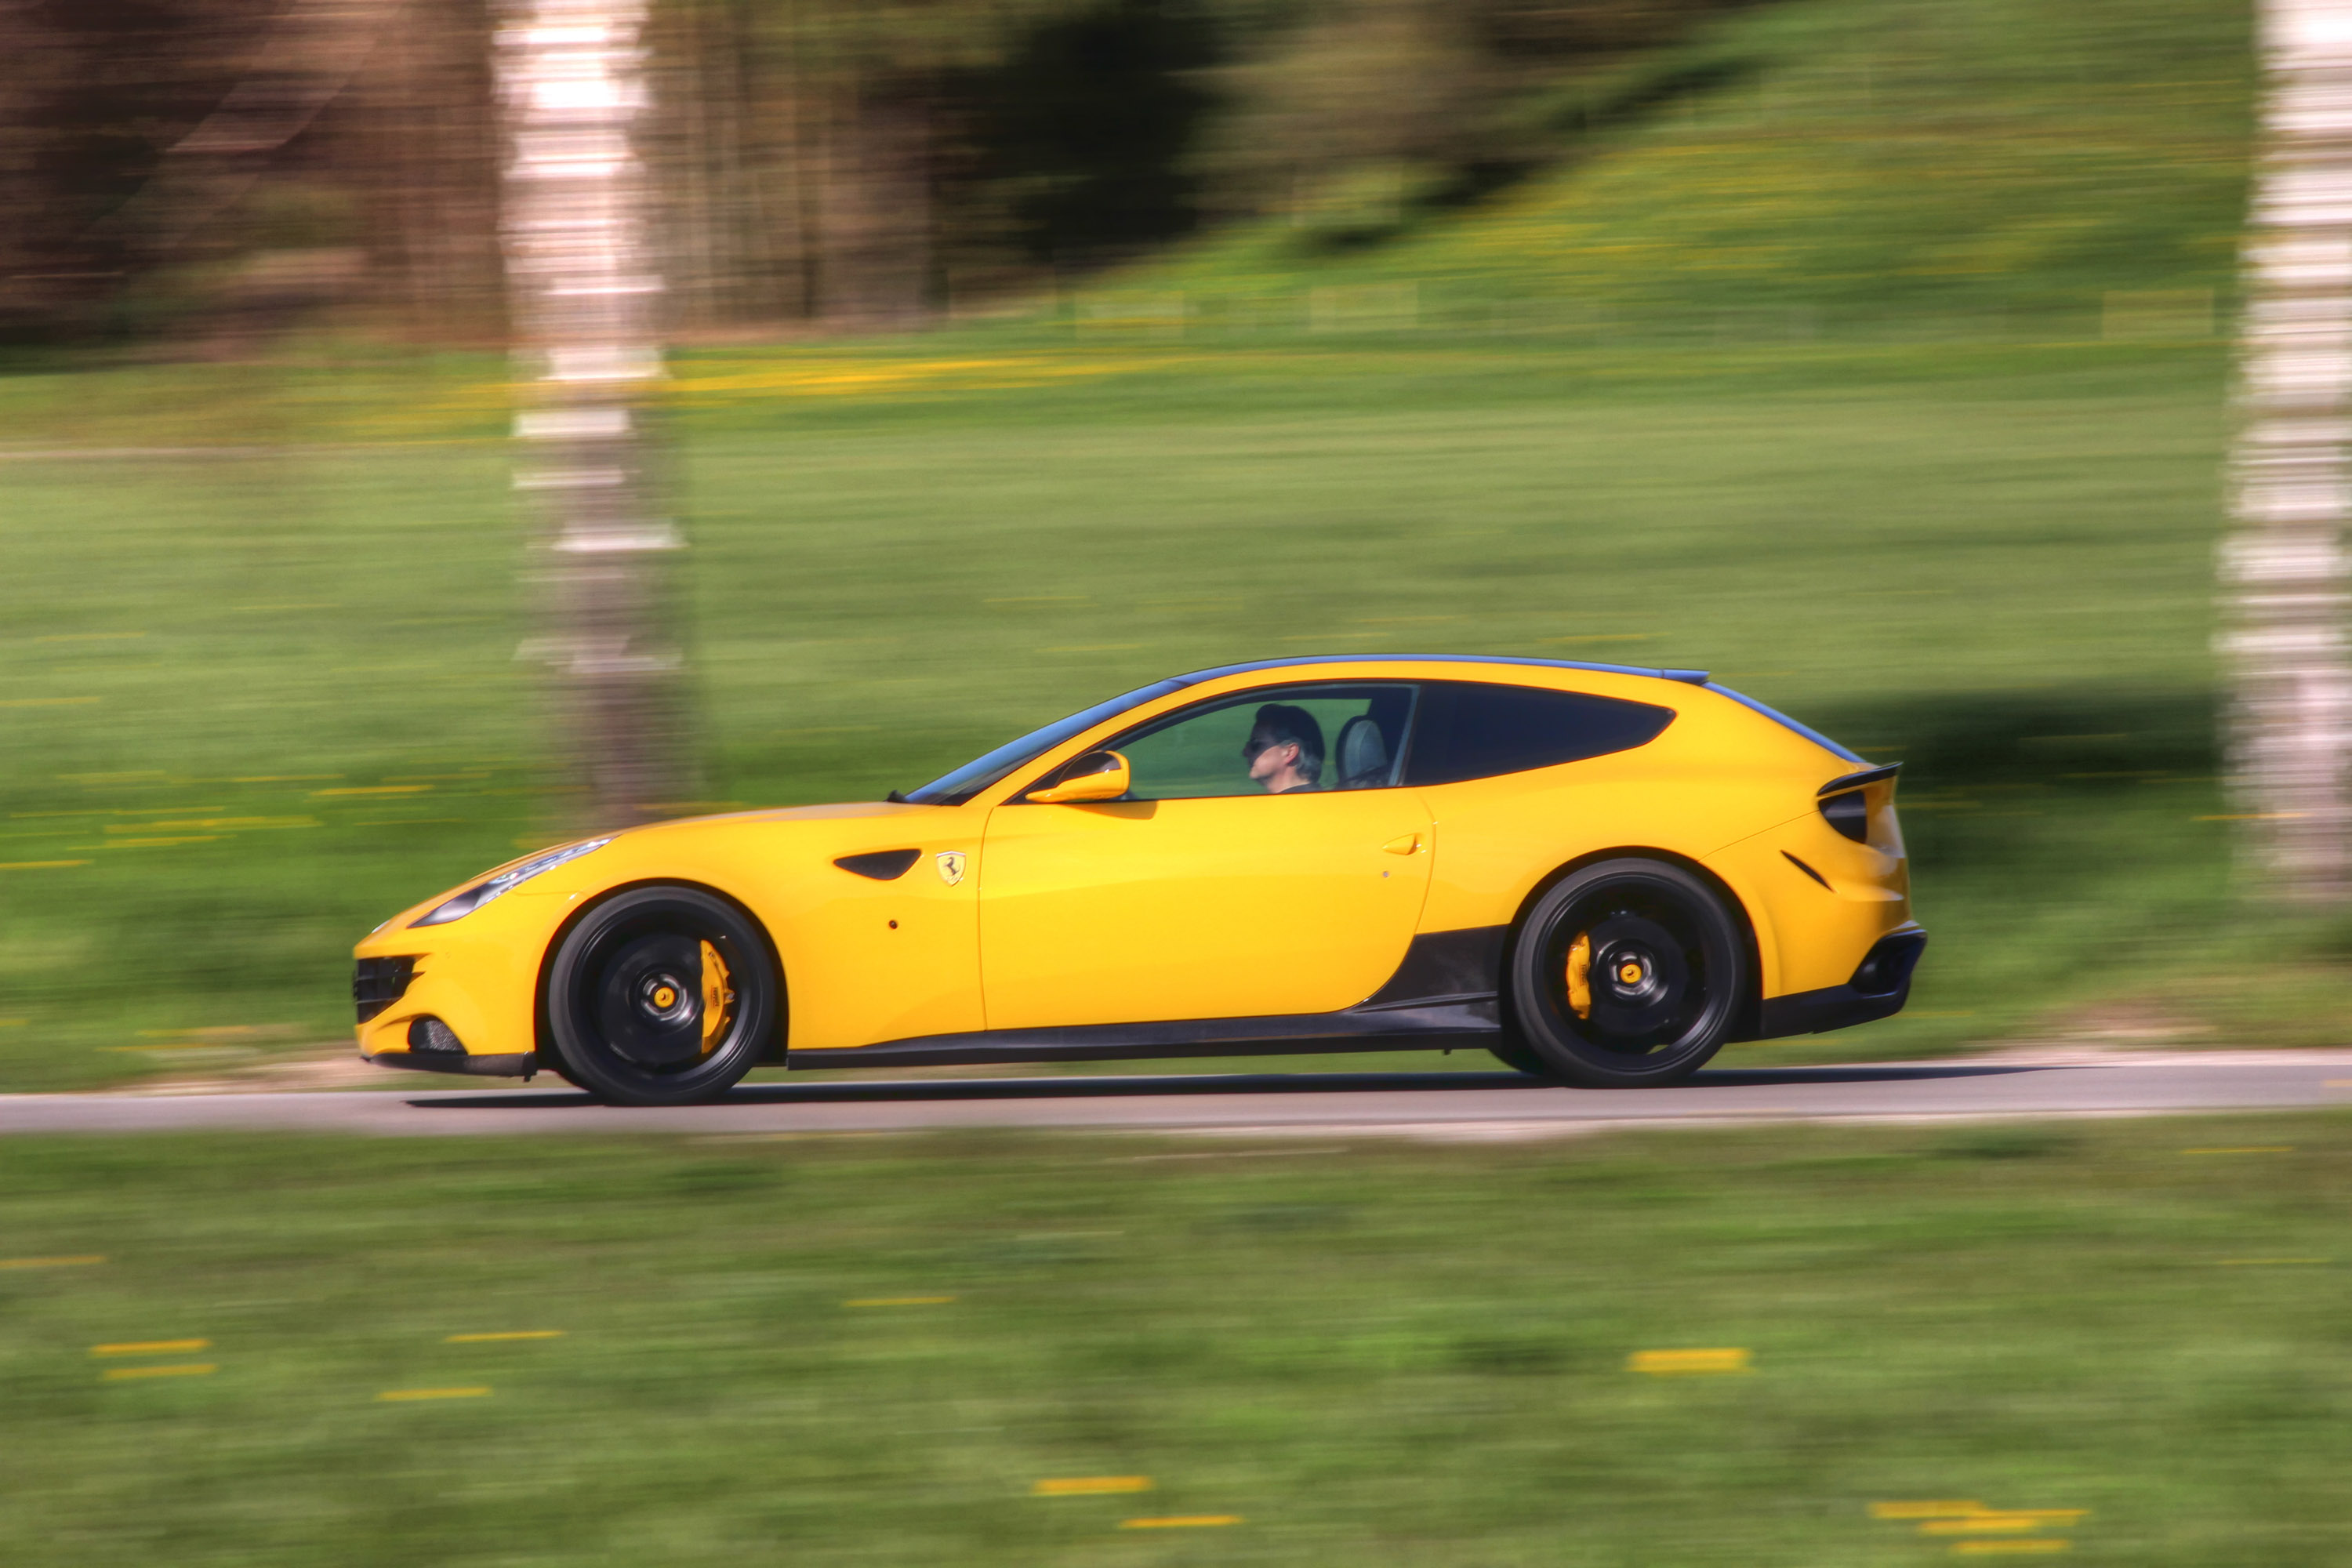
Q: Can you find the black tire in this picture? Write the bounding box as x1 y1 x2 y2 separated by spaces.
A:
1508 858 1748 1088
1487 1039 1552 1076
544 885 777 1106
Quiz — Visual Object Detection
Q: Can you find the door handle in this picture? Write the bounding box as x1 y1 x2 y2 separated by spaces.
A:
1381 833 1422 855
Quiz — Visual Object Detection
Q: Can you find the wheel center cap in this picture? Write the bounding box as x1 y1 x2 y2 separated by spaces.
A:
637 971 695 1025
1599 943 1665 1003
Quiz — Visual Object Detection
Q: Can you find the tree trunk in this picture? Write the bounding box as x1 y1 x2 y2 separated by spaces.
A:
497 0 694 832
2222 0 2352 901
819 89 931 328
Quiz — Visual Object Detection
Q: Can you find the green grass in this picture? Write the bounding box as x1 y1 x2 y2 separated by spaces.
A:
4 1116 2350 1563
0 0 2292 1087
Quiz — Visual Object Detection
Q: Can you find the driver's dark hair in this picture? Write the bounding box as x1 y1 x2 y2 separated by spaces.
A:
1254 703 1325 784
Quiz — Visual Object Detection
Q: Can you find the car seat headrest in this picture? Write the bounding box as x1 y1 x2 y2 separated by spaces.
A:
1336 715 1389 789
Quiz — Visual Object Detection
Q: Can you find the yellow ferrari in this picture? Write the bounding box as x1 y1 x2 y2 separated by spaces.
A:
352 656 1922 1103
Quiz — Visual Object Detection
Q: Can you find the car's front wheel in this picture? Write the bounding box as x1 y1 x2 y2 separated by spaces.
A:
1507 858 1748 1088
544 886 777 1105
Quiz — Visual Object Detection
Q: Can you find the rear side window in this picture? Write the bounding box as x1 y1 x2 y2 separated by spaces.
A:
1403 681 1674 786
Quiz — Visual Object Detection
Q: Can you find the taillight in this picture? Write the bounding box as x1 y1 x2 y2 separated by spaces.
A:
1817 764 1901 848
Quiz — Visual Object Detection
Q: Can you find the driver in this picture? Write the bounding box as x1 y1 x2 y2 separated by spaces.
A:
1243 704 1326 793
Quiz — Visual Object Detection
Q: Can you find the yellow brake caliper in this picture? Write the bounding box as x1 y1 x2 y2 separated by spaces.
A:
1565 931 1592 1020
699 941 735 1055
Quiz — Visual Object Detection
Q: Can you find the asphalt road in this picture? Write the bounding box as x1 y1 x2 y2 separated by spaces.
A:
4 1050 2350 1139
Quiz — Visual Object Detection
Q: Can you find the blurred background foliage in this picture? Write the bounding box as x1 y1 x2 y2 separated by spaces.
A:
0 0 2298 1088
2 0 2035 349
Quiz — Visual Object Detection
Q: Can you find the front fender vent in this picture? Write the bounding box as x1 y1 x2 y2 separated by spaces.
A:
834 848 922 880
354 956 419 1023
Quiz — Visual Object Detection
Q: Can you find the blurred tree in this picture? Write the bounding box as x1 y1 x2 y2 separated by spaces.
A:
649 0 1118 328
946 0 1223 277
353 0 503 339
0 0 1756 346
500 0 692 829
0 0 495 347
2220 0 2352 900
0 0 278 343
1200 0 1486 225
1194 0 1752 243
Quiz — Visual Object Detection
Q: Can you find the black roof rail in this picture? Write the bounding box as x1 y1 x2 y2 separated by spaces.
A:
1172 653 1711 686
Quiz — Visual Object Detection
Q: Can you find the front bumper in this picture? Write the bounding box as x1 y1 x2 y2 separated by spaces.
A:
1754 925 1928 1039
353 891 569 1079
366 1047 538 1078
358 1008 541 1079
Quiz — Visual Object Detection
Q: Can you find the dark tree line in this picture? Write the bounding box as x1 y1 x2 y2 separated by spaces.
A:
0 0 1750 347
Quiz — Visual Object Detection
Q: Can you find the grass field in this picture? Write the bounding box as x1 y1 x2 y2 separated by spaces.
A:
0 340 2251 1086
3 1115 2349 1564
0 0 2303 1088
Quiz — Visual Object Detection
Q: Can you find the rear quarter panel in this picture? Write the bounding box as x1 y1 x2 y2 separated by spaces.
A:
1701 774 1912 997
1414 681 1865 1001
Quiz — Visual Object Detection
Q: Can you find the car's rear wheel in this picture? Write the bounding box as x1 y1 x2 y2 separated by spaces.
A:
545 886 776 1105
1508 858 1747 1088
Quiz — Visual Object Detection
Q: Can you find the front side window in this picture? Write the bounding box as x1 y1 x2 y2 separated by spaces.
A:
1403 681 1675 786
1052 683 1417 800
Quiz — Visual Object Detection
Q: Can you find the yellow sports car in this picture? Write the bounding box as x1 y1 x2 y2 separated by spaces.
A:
352 655 1922 1103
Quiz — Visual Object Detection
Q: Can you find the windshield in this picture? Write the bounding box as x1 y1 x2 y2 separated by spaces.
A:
901 678 1194 804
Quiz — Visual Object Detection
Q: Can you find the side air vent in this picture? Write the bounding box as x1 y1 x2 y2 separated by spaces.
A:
1781 851 1831 889
834 848 922 880
354 956 419 1023
407 1016 466 1054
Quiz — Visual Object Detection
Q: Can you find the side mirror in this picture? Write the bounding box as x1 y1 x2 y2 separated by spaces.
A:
1024 750 1131 804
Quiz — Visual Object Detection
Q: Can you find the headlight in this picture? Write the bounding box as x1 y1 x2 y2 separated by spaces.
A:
409 838 612 927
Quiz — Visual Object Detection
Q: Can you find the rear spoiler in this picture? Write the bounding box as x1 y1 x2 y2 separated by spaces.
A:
1817 764 1901 797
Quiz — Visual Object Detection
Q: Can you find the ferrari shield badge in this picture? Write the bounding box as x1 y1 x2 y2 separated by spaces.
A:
935 850 967 887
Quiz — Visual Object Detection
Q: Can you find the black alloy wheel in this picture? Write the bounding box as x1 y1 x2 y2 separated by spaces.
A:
544 885 778 1105
1506 858 1748 1087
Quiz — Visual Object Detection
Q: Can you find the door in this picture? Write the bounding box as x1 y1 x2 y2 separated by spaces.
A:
978 683 1432 1029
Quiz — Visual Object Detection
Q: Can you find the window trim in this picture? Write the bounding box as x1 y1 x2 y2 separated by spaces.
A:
1009 680 1424 804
